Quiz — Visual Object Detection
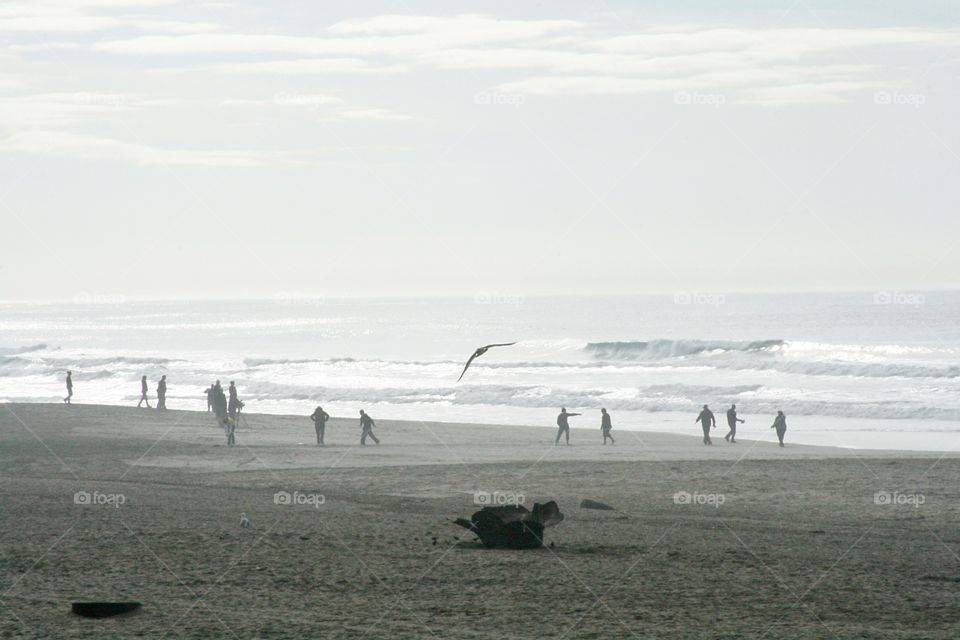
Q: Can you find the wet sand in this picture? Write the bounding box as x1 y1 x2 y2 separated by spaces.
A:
1 403 958 639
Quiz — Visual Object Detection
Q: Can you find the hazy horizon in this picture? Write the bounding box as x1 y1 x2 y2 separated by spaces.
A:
1 0 958 300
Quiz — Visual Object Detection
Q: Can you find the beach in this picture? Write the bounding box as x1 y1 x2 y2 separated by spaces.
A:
1 403 958 639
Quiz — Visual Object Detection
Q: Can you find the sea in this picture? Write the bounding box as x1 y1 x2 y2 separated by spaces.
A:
2 292 958 451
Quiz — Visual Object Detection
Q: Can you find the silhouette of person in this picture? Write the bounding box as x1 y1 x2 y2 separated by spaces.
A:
724 404 744 443
205 384 214 412
228 381 240 418
555 407 581 446
64 371 73 404
137 375 151 408
695 404 716 445
212 380 227 421
600 408 615 445
771 411 787 447
311 405 330 446
225 416 236 446
157 375 167 410
359 409 379 445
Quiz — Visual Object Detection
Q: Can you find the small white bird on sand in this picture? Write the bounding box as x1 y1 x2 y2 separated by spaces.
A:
239 512 251 528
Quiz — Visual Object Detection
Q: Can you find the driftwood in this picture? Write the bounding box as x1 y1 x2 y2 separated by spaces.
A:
71 602 141 618
454 501 564 549
579 499 616 511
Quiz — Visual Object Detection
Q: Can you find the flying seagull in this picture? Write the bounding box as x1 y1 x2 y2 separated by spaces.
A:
457 342 516 382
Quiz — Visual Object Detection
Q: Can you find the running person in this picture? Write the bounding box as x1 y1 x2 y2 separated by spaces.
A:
554 407 580 446
695 404 716 445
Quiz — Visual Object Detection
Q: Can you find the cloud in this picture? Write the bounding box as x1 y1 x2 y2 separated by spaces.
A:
205 58 406 75
0 130 298 167
0 0 221 34
83 15 959 105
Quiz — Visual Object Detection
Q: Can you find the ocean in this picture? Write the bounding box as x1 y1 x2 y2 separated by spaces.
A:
1 292 958 451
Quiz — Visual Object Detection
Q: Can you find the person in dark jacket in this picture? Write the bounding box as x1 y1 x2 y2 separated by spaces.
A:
695 404 716 445
724 404 745 443
600 408 615 445
771 411 787 447
137 375 151 408
157 375 167 410
555 407 581 446
311 405 330 446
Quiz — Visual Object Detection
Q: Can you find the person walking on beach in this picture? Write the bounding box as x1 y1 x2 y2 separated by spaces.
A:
224 415 236 446
212 380 227 421
311 405 330 446
695 404 716 445
555 407 580 446
724 404 744 443
157 375 167 410
205 383 214 412
228 381 241 418
771 411 787 447
359 409 380 446
137 375 151 408
600 408 615 445
64 371 73 404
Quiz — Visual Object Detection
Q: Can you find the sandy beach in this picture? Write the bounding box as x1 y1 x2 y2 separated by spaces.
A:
1 402 958 639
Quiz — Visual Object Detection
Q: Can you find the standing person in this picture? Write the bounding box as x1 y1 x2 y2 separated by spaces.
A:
212 380 227 421
695 404 716 445
137 375 151 408
157 375 167 410
359 409 379 446
310 406 330 446
724 404 745 443
554 407 580 446
771 411 787 447
228 381 240 419
224 416 236 446
600 408 615 445
63 371 73 404
205 383 214 412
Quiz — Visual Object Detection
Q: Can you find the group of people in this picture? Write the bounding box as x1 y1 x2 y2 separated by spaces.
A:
136 375 168 410
205 380 243 446
695 404 788 447
309 407 380 446
554 407 615 446
61 371 790 448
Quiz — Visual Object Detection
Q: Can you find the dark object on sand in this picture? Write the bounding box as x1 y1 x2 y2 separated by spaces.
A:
579 499 616 511
72 602 141 618
454 501 563 549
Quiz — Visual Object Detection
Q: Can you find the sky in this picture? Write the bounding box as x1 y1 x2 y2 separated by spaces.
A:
0 0 957 301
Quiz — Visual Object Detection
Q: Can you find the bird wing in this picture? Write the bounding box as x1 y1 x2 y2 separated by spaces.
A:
457 352 479 382
482 342 517 349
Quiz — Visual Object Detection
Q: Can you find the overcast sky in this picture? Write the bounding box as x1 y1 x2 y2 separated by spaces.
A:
0 0 957 301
